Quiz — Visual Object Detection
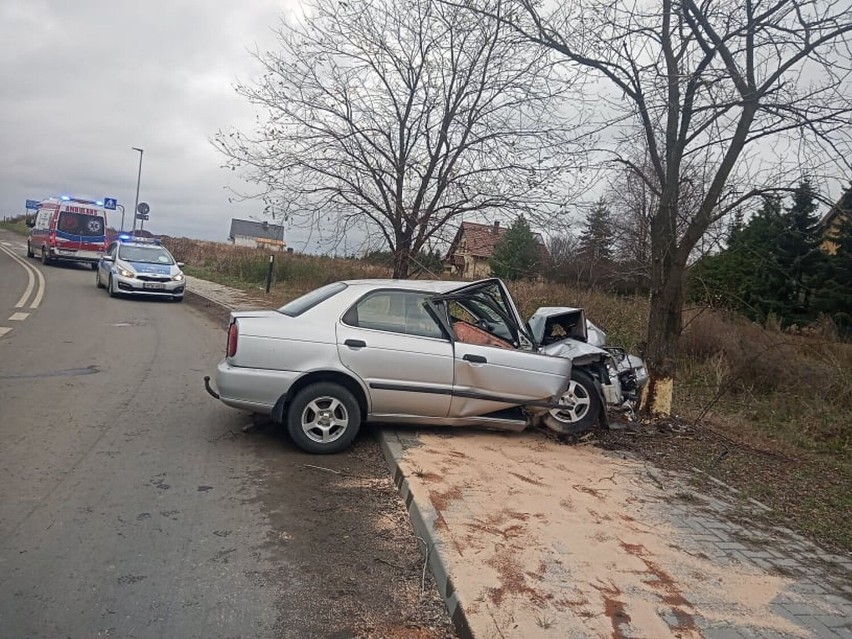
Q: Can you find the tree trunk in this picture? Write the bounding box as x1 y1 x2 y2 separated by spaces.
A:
640 258 686 417
392 242 412 279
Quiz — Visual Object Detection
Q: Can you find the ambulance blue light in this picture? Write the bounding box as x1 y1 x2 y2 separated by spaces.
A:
96 200 104 206
118 234 133 241
60 195 71 201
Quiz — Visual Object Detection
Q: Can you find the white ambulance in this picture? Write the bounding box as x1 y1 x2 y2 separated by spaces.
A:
26 196 108 269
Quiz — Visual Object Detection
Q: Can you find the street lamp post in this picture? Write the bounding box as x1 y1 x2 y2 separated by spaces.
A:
131 147 144 233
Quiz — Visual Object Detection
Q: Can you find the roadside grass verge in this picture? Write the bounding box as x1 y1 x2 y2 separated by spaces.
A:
0 220 29 236
174 237 851 550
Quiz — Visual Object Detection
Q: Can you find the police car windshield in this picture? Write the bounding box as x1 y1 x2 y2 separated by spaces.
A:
119 245 175 265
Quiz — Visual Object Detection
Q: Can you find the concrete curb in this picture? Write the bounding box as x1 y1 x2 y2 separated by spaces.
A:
376 430 474 639
184 288 234 326
182 279 475 638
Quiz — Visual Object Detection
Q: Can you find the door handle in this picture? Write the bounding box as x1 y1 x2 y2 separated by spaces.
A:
463 354 487 364
344 339 367 348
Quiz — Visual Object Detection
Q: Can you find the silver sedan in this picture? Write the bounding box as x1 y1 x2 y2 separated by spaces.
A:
207 279 575 453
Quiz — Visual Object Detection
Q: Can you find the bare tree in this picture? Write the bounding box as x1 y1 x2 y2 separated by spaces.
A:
461 0 852 414
215 0 583 278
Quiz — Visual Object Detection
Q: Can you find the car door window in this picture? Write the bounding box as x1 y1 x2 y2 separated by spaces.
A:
344 292 445 339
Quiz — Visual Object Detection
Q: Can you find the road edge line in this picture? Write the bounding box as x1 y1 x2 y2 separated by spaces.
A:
376 429 475 639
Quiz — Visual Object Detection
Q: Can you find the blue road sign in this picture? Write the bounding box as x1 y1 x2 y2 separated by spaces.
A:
25 199 39 210
103 197 117 210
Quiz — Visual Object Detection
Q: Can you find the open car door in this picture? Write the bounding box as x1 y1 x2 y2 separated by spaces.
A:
427 279 570 417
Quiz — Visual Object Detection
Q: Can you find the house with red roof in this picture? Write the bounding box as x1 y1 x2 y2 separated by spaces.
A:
444 220 547 278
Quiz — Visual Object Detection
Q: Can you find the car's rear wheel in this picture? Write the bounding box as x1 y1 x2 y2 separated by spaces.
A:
543 369 601 435
286 382 360 454
26 242 34 258
40 247 51 266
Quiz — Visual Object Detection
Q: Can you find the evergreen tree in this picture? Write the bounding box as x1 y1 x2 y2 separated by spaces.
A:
578 198 613 261
775 179 825 323
690 195 788 322
489 216 540 281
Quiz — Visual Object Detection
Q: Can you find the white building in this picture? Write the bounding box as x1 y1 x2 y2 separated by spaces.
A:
228 218 286 250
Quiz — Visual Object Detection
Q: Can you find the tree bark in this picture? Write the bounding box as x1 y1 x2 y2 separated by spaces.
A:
640 202 687 417
392 239 412 279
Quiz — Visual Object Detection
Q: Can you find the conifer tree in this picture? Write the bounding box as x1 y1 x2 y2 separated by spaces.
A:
489 216 540 281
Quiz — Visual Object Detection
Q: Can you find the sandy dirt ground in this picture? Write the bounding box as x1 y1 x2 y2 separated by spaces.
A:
398 430 815 639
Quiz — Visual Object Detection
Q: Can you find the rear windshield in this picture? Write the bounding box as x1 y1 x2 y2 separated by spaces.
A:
119 244 175 265
278 282 347 317
58 212 105 237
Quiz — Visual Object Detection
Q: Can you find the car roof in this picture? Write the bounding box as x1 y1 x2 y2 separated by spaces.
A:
338 279 471 294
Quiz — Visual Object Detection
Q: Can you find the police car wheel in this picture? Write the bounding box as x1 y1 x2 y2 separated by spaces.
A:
108 275 118 298
95 269 104 289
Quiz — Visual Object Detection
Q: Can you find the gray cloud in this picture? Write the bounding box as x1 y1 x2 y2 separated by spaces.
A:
0 0 310 245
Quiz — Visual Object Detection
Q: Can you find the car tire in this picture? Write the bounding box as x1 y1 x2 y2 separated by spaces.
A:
543 369 602 435
41 247 51 266
26 242 34 258
286 382 361 454
95 269 104 289
108 275 118 298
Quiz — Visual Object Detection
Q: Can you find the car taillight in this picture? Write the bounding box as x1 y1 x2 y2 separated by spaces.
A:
227 322 238 358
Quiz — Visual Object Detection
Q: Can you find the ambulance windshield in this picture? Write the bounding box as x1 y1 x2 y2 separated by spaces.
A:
57 212 105 237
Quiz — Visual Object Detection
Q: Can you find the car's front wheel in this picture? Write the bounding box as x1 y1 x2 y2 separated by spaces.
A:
107 275 118 298
286 382 361 454
543 369 602 435
95 268 104 288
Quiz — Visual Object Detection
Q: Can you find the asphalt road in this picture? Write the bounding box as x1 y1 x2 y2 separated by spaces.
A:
0 231 454 639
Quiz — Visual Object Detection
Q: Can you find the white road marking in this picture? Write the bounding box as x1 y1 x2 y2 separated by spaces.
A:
1 241 11 246
0 327 11 337
9 312 30 321
0 243 45 309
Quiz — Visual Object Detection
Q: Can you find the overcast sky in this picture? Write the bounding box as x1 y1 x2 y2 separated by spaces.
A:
0 0 328 247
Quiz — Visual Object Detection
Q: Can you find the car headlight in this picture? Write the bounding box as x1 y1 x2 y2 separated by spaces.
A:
117 267 135 278
172 273 185 282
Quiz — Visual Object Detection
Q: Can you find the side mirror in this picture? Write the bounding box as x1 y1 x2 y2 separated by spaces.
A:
102 255 115 263
25 219 35 228
177 262 185 268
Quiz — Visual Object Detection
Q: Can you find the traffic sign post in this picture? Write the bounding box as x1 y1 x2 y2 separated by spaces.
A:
136 202 150 231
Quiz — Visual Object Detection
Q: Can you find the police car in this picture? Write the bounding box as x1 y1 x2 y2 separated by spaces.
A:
96 235 185 301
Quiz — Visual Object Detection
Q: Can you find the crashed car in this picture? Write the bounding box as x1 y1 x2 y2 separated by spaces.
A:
205 278 647 454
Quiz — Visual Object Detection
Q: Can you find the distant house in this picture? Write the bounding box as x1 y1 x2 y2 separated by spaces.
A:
821 185 852 255
229 218 286 250
444 220 547 278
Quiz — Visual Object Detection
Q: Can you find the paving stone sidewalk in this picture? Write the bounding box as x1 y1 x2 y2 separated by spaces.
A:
186 275 852 639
